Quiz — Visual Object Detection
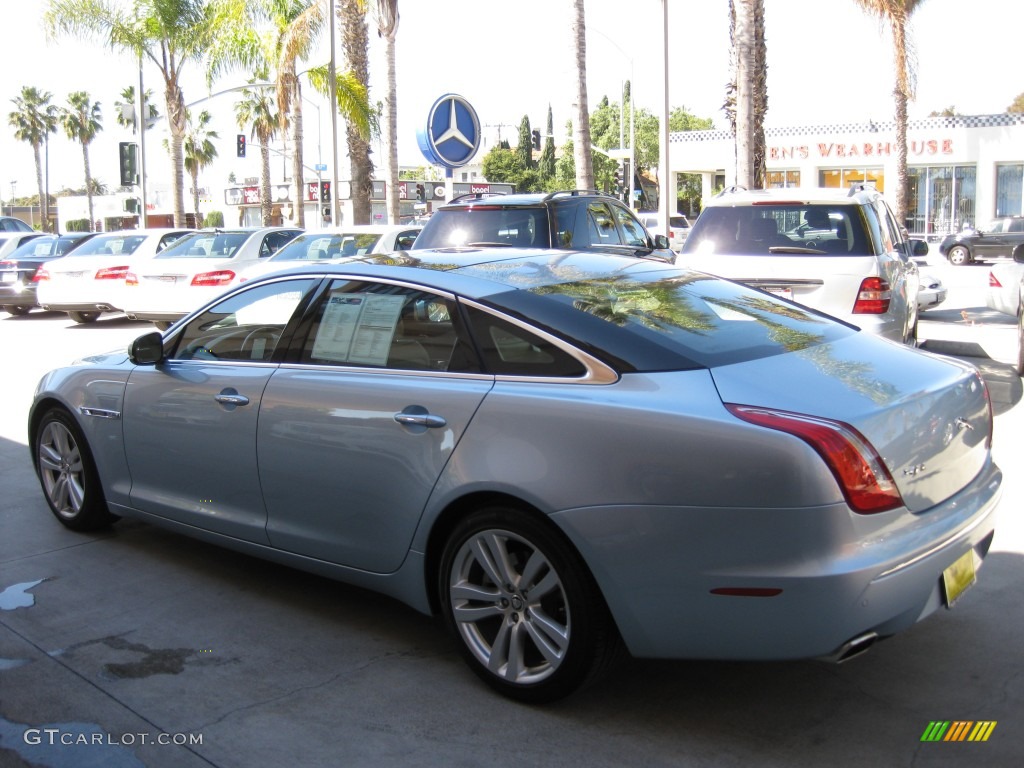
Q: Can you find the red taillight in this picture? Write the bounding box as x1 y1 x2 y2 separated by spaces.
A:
0 260 14 268
95 266 129 280
191 270 236 287
34 268 50 282
125 272 138 286
988 272 1002 289
852 276 891 314
726 404 903 514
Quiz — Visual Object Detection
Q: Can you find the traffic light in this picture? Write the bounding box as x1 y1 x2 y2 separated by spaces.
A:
613 163 624 194
531 129 541 151
118 142 138 186
320 180 331 202
416 183 425 202
123 197 140 214
236 134 246 158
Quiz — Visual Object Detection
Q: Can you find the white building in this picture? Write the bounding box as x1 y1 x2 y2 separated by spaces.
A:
668 113 1024 238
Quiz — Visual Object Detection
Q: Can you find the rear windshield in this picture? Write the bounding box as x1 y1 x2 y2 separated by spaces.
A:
270 233 383 261
64 234 148 257
681 205 872 257
485 270 853 371
157 231 250 259
414 207 550 249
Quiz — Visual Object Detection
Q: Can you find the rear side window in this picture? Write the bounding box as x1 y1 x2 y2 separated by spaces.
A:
413 207 549 249
682 205 872 256
463 306 586 378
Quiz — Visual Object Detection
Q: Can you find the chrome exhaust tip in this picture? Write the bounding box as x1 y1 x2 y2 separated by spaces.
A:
823 631 878 663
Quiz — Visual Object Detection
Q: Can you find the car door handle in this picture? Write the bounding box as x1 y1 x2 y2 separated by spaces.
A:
214 390 250 406
394 405 447 429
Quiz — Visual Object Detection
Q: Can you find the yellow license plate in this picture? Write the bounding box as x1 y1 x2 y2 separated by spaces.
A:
942 550 976 608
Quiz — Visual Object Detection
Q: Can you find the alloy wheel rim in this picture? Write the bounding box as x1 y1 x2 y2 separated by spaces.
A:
449 529 570 685
37 422 85 518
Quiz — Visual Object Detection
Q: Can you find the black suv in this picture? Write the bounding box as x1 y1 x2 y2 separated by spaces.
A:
412 190 676 262
938 216 1024 265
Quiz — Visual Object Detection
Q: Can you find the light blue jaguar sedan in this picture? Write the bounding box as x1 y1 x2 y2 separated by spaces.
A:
30 250 1002 702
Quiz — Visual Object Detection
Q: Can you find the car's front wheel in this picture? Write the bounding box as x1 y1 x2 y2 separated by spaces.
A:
947 245 972 266
3 305 30 316
34 408 116 531
438 507 621 703
68 311 101 324
1016 307 1024 376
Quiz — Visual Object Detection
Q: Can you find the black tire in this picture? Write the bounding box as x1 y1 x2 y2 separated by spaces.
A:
3 305 30 316
34 408 116 531
438 507 622 703
68 310 101 324
947 245 971 266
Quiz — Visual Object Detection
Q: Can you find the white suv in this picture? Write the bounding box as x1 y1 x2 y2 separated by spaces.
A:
638 212 691 252
678 186 925 345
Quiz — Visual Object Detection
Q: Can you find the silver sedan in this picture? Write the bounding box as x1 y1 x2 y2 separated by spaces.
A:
29 250 1002 702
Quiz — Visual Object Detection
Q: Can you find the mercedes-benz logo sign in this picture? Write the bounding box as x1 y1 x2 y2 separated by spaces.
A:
417 94 480 169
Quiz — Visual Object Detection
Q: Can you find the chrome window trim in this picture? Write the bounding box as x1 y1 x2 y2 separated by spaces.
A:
78 407 121 420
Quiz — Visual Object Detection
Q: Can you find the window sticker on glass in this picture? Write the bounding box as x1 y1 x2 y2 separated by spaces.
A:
311 292 406 365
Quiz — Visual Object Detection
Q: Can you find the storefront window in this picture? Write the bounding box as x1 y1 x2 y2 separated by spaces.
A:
819 168 884 192
906 165 976 236
765 170 800 188
996 164 1023 218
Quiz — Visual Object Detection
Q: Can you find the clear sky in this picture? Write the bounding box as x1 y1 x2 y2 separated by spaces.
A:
0 0 1019 203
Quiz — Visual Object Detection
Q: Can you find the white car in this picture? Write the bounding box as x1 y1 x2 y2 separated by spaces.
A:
638 212 691 252
35 229 193 323
985 255 1024 317
237 224 422 283
679 187 925 345
122 227 302 329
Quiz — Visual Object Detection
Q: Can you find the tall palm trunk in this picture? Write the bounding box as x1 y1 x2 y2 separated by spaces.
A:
733 0 755 187
260 140 273 226
287 66 306 228
191 166 201 225
82 145 95 230
33 144 46 231
890 13 910 223
571 0 593 190
383 22 399 225
166 80 189 228
342 1 372 225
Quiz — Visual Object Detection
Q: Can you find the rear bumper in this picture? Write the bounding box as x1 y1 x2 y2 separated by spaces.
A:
0 285 38 308
552 459 1001 660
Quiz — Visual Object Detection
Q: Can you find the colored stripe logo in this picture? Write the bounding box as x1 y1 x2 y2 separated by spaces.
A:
921 721 997 742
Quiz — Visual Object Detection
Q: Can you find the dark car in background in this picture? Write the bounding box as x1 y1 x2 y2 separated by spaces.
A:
938 216 1024 265
412 189 676 263
0 233 98 316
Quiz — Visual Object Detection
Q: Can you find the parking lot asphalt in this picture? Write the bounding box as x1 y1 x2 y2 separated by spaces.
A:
1 290 1022 767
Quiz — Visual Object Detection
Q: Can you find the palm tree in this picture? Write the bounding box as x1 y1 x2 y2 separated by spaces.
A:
114 85 160 134
8 87 58 232
375 0 399 225
341 0 374 224
727 0 767 188
184 110 219 226
59 91 103 232
235 82 279 226
853 0 928 226
46 0 221 228
571 0 594 190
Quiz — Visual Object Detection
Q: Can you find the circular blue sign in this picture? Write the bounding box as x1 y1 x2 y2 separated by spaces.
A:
417 94 481 169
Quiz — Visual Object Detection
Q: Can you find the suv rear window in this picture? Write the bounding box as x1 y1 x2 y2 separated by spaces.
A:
682 205 872 257
413 207 550 249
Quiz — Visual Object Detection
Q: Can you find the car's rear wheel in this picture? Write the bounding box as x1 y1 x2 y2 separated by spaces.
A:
438 507 621 703
3 305 30 316
947 245 971 266
34 408 116 531
68 311 101 324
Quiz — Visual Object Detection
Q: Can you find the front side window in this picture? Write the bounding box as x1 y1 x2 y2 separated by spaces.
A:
300 280 479 373
170 278 315 362
613 205 648 247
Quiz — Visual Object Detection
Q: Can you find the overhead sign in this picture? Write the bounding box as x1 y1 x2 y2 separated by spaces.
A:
417 94 480 169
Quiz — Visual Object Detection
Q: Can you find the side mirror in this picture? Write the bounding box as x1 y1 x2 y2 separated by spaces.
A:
653 234 671 250
129 331 165 365
1013 244 1024 264
909 239 929 257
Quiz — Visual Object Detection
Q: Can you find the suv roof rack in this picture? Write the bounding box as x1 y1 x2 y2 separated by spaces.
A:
541 189 604 202
847 182 878 196
714 185 748 198
447 192 508 204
